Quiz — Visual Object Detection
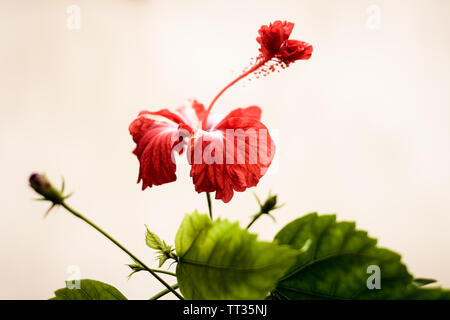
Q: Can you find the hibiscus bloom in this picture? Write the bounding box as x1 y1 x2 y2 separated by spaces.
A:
129 100 274 203
129 20 311 203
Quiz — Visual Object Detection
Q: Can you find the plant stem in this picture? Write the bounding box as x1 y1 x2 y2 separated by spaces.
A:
132 266 176 277
206 192 213 220
149 284 179 300
202 59 267 129
148 269 176 277
246 211 263 229
60 201 183 300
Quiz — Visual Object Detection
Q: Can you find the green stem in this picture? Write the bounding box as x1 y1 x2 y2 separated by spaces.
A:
149 269 176 277
206 192 213 220
149 284 179 300
61 201 183 300
246 211 263 229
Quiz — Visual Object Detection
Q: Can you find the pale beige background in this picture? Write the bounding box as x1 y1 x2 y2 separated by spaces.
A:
1 0 449 299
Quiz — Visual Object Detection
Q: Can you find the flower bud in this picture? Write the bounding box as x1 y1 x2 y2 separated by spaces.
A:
29 173 64 204
261 193 278 214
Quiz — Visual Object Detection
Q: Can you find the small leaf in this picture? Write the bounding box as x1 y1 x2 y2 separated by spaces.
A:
272 213 450 300
145 225 176 267
127 263 146 279
50 279 127 300
159 255 169 268
175 211 297 300
413 278 437 287
145 225 164 250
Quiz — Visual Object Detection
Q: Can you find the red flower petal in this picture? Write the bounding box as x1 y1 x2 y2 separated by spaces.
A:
256 20 312 65
219 106 262 122
278 39 313 64
129 110 191 189
188 108 275 203
257 20 294 60
174 99 206 130
205 106 262 131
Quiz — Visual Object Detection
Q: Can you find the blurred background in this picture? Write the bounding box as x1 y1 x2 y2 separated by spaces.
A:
1 0 450 299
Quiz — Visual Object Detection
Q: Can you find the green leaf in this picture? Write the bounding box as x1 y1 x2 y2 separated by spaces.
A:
145 225 164 250
50 279 127 300
145 225 176 267
158 255 169 268
400 286 450 299
175 211 297 300
413 278 437 287
272 213 450 300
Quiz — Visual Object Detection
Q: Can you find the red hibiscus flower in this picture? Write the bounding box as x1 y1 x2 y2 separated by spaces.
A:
129 100 274 203
129 21 311 203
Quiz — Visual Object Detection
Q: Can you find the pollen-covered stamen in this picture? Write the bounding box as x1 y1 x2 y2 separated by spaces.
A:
202 20 312 130
202 56 291 130
201 58 269 130
250 57 289 80
242 57 285 84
